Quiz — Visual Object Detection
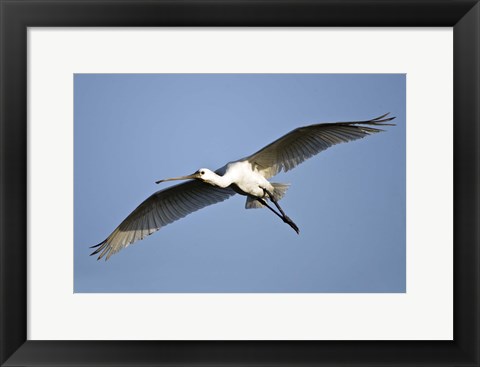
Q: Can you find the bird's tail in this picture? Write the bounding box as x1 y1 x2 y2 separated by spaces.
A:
245 197 264 209
271 183 290 200
245 183 290 209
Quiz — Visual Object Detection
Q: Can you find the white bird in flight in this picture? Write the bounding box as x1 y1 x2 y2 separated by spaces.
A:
91 113 395 260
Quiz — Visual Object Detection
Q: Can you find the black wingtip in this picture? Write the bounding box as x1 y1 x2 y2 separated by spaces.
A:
370 113 396 126
338 113 396 128
373 112 390 120
90 241 104 249
89 248 101 256
89 239 107 259
89 239 113 261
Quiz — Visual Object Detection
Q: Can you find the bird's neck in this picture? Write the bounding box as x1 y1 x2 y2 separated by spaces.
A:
208 172 233 188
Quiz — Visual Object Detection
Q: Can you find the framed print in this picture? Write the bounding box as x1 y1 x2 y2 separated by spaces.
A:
1 1 479 366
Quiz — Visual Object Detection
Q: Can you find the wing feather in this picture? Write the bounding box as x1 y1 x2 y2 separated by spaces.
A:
91 180 235 260
246 113 395 178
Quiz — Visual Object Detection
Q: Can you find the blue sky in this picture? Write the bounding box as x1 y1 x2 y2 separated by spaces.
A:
74 74 405 293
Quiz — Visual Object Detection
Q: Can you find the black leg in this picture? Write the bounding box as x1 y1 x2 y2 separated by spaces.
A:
260 190 300 234
265 189 288 217
256 197 284 221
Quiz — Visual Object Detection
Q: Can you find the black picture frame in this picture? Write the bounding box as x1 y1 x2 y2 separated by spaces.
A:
1 1 479 366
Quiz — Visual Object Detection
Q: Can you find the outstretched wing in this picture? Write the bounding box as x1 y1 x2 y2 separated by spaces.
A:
90 180 236 260
246 113 395 179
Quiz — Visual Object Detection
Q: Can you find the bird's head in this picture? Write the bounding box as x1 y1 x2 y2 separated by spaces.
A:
194 168 217 183
155 168 216 185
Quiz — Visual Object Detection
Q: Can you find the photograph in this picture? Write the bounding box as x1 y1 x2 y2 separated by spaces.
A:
74 73 406 293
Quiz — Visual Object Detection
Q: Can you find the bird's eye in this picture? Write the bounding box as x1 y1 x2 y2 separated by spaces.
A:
200 171 205 175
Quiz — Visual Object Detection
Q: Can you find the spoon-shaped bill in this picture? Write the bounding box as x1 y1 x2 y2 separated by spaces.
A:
155 172 199 184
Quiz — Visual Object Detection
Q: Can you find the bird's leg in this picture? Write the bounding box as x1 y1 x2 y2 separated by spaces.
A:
256 197 285 221
264 189 288 217
262 189 300 234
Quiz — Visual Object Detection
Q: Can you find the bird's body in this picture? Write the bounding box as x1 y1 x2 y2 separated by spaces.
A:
91 113 395 260
205 161 275 197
